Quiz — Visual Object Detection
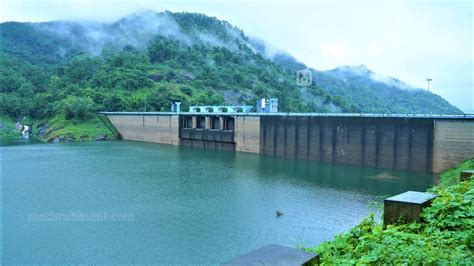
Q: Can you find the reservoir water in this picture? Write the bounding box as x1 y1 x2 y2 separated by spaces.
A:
2 140 434 264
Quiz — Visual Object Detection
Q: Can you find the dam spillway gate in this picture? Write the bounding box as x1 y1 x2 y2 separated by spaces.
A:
179 115 236 151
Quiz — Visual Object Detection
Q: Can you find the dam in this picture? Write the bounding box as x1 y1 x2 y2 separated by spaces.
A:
100 112 474 173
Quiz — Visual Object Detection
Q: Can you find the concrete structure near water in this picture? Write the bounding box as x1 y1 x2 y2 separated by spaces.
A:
101 112 474 173
106 113 180 145
460 170 474 182
384 191 437 225
224 244 319 266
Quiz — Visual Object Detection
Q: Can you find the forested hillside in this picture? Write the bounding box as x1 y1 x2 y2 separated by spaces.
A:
313 65 461 114
0 11 462 140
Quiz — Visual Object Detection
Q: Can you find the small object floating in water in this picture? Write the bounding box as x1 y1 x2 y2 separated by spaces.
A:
276 210 284 217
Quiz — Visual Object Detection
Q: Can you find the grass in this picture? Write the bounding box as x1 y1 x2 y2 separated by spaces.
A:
39 115 114 142
439 158 474 187
0 115 19 136
1 114 116 142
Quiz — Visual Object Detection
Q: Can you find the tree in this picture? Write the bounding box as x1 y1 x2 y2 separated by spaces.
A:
60 96 95 120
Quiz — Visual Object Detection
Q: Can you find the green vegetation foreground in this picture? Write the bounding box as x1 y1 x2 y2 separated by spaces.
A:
306 159 474 264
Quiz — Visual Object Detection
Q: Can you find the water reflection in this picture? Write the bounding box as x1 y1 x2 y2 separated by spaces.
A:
177 144 434 196
1 135 41 146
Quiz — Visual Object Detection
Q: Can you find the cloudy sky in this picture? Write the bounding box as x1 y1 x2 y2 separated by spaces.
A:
1 0 472 112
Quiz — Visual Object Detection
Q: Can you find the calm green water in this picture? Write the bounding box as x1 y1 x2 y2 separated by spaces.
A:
1 140 434 264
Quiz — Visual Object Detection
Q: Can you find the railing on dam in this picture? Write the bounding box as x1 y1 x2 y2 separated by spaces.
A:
98 111 474 120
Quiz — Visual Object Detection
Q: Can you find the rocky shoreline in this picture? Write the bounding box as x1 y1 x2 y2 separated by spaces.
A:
1 117 115 144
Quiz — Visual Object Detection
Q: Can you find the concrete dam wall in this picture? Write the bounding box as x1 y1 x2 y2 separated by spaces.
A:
107 114 180 145
102 112 474 173
260 116 435 172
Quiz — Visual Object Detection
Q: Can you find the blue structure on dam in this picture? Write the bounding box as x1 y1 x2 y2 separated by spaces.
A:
257 98 279 113
188 105 253 113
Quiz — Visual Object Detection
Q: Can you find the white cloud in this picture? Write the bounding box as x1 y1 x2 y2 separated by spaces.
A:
319 42 353 64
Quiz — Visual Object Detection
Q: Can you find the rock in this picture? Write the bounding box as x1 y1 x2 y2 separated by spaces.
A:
37 122 49 137
149 73 164 82
94 134 107 141
52 137 60 143
179 71 196 81
62 135 76 142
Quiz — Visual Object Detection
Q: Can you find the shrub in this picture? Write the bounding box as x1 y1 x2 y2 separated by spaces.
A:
60 96 95 120
306 179 474 265
439 158 474 187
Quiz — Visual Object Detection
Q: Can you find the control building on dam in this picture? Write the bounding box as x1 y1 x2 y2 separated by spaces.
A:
100 111 474 173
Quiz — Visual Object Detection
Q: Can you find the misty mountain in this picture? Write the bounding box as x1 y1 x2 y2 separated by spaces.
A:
311 65 460 114
0 10 462 119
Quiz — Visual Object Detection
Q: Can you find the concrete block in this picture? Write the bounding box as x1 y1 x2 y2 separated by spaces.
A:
384 191 437 226
460 170 474 181
224 244 319 266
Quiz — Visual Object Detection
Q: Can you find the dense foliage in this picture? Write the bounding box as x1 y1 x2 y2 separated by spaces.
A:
306 160 474 265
